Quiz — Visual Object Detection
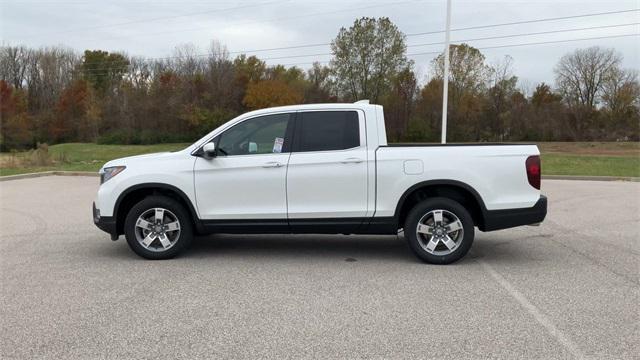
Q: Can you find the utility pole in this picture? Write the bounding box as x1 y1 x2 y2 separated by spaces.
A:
441 0 452 144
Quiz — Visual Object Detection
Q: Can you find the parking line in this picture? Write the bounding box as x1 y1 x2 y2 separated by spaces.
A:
479 260 585 360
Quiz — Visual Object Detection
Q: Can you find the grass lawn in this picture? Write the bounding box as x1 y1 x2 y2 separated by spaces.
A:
0 143 190 176
537 142 640 177
1 141 638 178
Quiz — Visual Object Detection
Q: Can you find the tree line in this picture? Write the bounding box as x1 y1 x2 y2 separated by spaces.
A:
1 17 638 151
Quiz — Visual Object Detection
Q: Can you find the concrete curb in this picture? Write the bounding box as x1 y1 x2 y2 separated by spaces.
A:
543 175 639 182
1 171 638 183
0 171 98 182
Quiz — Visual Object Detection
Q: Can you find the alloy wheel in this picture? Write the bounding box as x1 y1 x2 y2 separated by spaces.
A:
415 209 464 256
134 208 181 252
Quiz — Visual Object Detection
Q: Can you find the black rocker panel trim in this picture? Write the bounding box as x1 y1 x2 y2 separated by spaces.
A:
200 217 398 235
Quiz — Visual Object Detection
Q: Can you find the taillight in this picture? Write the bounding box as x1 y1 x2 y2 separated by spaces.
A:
526 155 541 190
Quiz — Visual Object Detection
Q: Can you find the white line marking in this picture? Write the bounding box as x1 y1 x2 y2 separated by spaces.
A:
479 260 586 359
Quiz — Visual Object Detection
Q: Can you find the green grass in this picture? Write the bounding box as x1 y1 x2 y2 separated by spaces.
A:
1 142 639 178
0 143 189 176
542 154 640 177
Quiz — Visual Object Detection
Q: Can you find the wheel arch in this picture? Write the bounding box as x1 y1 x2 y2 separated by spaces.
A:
114 183 200 235
394 180 488 231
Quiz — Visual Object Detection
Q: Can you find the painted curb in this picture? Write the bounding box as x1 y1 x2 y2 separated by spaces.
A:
0 171 98 182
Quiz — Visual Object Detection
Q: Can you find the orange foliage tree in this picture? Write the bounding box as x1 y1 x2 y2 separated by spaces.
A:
0 80 32 150
242 80 303 110
51 79 92 142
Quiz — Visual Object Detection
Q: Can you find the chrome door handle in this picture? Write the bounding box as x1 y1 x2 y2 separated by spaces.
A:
263 161 284 168
341 157 364 164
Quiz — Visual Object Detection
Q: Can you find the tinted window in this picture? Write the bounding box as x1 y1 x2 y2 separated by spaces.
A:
217 113 291 156
296 111 359 152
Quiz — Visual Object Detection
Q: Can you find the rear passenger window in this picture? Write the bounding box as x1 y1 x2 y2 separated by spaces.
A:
295 111 359 152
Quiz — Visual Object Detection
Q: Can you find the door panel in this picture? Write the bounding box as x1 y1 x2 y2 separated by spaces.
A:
194 113 293 220
194 154 290 219
286 149 368 219
286 110 369 224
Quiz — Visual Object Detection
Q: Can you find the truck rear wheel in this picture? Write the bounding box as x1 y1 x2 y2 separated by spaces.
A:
124 196 193 260
404 197 474 264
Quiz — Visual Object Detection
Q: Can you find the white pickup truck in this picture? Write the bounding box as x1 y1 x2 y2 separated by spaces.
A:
93 101 546 264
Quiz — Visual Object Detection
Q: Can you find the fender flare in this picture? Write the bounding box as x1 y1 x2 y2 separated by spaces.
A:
114 182 201 232
393 179 488 220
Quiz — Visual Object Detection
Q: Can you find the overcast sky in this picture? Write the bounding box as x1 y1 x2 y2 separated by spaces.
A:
1 0 638 89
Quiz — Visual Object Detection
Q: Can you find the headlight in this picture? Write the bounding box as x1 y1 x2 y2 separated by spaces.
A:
100 166 126 184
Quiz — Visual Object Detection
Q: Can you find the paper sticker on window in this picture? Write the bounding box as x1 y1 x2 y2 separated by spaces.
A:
273 137 284 153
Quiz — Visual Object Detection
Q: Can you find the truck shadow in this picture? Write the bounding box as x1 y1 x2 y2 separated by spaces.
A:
186 233 416 263
180 233 539 265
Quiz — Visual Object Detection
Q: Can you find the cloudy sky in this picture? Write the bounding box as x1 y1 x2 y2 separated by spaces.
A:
1 0 638 89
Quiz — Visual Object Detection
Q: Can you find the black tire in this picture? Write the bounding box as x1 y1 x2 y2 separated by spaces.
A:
124 196 193 260
404 197 474 264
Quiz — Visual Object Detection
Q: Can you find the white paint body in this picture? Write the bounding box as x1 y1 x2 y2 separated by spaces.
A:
95 103 540 222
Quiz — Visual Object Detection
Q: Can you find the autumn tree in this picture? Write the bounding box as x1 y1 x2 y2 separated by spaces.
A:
432 44 491 103
0 80 32 150
382 67 417 140
233 55 266 85
331 17 411 102
410 79 443 142
529 83 565 140
51 79 92 142
305 62 335 103
243 80 303 110
431 44 490 140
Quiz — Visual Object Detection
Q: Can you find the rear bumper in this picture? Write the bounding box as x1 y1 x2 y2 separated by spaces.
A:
481 195 547 231
93 202 118 240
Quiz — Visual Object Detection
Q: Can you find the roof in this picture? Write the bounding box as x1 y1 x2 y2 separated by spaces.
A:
239 102 378 118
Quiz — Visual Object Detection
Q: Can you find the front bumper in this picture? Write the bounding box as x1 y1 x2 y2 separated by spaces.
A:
481 195 548 231
93 202 118 240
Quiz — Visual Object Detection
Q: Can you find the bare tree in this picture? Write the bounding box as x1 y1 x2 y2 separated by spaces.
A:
0 46 31 88
601 68 639 113
554 46 621 109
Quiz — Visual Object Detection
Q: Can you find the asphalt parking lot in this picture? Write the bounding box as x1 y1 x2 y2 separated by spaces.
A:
0 176 638 359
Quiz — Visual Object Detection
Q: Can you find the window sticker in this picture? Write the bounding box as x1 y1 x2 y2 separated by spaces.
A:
273 137 284 153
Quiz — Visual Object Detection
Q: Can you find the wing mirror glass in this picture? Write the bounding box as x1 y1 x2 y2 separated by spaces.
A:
202 142 216 158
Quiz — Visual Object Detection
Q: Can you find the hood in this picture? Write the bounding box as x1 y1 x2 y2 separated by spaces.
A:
102 151 183 169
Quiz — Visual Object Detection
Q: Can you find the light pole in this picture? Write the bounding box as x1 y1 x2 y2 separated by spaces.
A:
441 0 452 144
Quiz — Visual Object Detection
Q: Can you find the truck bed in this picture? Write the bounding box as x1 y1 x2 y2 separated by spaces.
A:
374 144 541 216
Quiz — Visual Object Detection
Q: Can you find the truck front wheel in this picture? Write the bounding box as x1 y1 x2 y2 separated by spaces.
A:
124 196 193 260
404 197 474 264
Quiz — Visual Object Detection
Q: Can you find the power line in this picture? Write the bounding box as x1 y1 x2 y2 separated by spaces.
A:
405 8 640 36
72 8 640 70
78 32 639 76
408 22 640 47
77 22 639 73
408 33 640 56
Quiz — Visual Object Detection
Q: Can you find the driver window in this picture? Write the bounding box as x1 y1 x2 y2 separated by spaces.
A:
217 113 291 156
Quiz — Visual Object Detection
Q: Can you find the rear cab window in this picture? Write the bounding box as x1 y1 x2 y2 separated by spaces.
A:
293 111 360 152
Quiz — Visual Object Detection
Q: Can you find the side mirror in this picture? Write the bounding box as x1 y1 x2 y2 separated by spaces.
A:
202 142 216 158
